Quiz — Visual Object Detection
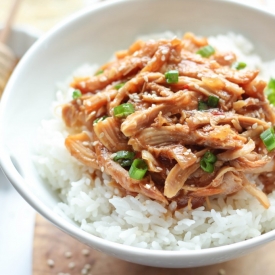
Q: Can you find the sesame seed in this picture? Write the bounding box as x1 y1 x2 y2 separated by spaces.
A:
118 64 126 71
93 141 99 146
194 84 200 90
85 100 92 107
90 111 96 116
143 75 149 82
68 262 75 269
84 264 91 270
81 268 88 275
224 55 233 61
161 55 166 61
82 141 90 146
218 269 226 275
99 132 105 138
161 49 169 55
99 76 107 82
64 251 72 258
252 123 258 129
76 99 82 105
101 167 105 172
82 249 90 256
156 167 163 171
47 259 55 267
145 184 151 189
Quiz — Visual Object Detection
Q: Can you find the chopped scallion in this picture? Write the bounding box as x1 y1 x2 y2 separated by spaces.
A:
200 151 217 173
165 70 179 84
265 78 275 105
129 159 148 180
114 103 135 118
207 95 219 108
93 116 108 124
95 69 104 75
260 127 275 151
113 151 135 161
72 89 82 99
113 151 135 167
198 100 208 110
196 45 215 58
233 61 246 70
203 151 217 163
114 82 125 90
200 159 215 173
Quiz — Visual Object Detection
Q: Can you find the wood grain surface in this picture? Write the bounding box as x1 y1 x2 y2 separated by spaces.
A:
33 213 275 275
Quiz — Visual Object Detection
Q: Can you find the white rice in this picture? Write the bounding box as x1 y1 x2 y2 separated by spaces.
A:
33 32 275 250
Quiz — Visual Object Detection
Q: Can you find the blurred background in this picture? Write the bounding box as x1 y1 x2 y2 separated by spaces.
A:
0 0 100 32
0 0 274 32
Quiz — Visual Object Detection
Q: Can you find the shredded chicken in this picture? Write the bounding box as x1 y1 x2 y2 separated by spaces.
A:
61 33 275 210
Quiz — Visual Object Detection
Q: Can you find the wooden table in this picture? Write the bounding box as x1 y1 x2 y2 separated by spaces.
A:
33 214 275 275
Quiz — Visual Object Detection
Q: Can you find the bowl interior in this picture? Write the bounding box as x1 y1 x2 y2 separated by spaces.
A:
1 0 275 268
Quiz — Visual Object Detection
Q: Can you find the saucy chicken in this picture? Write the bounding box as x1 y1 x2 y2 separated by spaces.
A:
61 32 275 210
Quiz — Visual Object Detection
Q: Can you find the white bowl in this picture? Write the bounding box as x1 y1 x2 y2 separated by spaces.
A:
1 0 275 268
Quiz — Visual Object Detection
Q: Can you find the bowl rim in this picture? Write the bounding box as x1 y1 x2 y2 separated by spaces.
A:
1 0 275 261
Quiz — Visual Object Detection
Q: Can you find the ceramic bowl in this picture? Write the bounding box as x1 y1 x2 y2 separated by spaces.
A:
1 0 275 268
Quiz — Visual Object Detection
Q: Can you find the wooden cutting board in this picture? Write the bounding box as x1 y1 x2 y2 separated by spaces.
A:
33 213 275 275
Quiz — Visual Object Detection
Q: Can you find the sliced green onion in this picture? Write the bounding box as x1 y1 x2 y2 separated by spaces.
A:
260 127 275 151
72 89 82 99
265 78 275 105
260 127 274 139
200 159 215 173
114 103 135 118
93 116 108 125
207 95 219 108
114 82 126 90
113 151 135 161
129 159 148 180
203 151 217 163
198 100 208 110
113 151 135 167
95 69 104 75
196 45 215 58
118 159 133 167
165 70 179 84
233 61 246 70
200 151 217 173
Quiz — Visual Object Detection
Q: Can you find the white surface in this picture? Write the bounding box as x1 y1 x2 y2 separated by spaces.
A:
2 0 275 269
0 27 39 275
0 173 35 275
